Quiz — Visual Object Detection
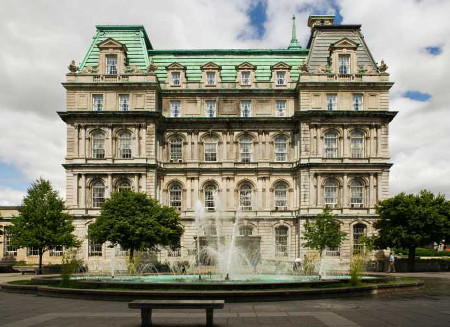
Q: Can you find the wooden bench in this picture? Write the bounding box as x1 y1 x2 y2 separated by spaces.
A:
128 299 225 327
14 267 36 275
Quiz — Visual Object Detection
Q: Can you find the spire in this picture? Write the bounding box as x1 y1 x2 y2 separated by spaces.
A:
288 15 301 50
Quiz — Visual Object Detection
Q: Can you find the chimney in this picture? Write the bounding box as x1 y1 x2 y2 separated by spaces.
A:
307 15 335 28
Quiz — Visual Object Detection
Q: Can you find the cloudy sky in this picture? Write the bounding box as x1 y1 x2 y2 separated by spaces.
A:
0 0 449 205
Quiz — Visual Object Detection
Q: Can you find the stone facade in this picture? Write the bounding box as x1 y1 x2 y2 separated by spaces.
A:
2 16 396 268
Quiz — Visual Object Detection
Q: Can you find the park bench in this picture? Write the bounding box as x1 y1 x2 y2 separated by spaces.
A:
14 266 36 275
128 299 225 327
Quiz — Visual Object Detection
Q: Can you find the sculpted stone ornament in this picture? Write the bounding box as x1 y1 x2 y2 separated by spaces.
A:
357 66 367 74
299 63 309 73
125 65 144 74
148 59 158 73
378 60 388 72
81 65 98 73
68 60 78 73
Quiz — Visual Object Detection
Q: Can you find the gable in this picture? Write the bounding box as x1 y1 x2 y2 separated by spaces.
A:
166 62 186 71
97 38 127 51
236 62 256 70
271 62 291 70
201 62 221 70
329 38 359 51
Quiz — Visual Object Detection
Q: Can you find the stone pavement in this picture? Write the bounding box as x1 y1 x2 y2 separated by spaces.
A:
1 273 450 327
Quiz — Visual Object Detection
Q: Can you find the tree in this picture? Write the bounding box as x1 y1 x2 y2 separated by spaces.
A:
9 178 80 274
374 190 450 272
89 190 184 262
303 208 347 259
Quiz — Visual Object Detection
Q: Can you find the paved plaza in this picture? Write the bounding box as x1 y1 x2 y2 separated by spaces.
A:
1 273 450 327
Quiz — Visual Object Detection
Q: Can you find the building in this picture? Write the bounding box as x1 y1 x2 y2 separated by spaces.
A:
2 15 396 268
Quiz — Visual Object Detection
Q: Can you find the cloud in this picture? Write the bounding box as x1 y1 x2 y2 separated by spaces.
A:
0 0 449 205
0 186 25 206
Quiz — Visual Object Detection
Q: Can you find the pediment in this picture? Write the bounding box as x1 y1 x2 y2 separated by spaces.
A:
97 38 127 51
166 62 186 71
329 38 359 51
201 62 221 70
271 62 291 70
236 62 256 70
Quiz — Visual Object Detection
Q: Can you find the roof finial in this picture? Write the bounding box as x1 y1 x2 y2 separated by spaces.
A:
288 15 301 50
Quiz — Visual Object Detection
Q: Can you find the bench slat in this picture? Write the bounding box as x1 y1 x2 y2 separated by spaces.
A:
129 300 224 310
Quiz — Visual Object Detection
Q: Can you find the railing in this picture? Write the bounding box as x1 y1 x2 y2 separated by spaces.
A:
327 74 363 82
92 75 130 82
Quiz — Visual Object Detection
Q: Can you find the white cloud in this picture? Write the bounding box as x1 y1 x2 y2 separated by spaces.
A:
0 186 25 206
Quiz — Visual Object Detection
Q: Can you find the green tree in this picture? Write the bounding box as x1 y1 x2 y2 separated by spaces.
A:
89 190 184 262
303 208 347 259
374 190 450 271
9 178 80 274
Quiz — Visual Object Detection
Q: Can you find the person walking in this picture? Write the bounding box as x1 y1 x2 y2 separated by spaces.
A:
388 252 396 273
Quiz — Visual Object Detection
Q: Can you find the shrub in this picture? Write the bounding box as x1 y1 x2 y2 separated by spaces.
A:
349 254 365 286
61 249 84 286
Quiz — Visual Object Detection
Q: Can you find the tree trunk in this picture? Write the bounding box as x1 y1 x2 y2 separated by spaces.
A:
407 247 416 272
38 248 43 275
129 248 134 264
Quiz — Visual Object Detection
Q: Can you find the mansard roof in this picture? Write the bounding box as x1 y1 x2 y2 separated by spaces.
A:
329 37 359 51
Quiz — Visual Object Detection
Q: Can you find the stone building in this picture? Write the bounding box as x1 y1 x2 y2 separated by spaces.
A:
2 15 396 267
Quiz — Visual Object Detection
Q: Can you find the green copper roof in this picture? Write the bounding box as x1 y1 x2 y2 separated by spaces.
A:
149 49 308 83
288 15 301 50
79 25 152 70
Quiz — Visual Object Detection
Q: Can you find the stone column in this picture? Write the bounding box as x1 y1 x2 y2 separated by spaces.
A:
265 177 271 209
142 173 147 195
74 125 79 157
194 132 199 161
82 125 87 158
369 125 375 157
377 125 382 157
107 174 112 197
134 175 139 191
186 178 192 210
377 173 382 203
135 125 140 157
343 127 348 158
257 177 263 210
369 173 374 207
309 172 315 207
81 174 86 208
141 125 146 158
316 174 321 206
109 125 114 158
317 128 322 157
73 173 78 207
309 125 315 157
342 174 348 208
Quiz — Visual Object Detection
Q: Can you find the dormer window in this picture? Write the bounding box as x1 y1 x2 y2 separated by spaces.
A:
172 72 180 86
241 71 251 85
276 71 286 85
338 54 350 74
106 55 118 75
206 72 216 85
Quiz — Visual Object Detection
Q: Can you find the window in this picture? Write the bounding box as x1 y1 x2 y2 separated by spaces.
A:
92 132 105 159
171 72 181 86
353 224 367 255
4 232 17 257
88 228 103 257
106 55 118 75
204 137 218 162
276 71 286 85
93 94 103 111
326 94 337 111
351 131 364 158
168 248 181 257
241 100 251 117
275 226 288 257
350 179 364 206
117 179 131 192
324 131 338 158
239 184 252 211
274 136 287 162
206 72 216 85
274 183 288 208
49 246 63 257
241 71 250 85
205 100 216 118
239 226 253 236
170 101 181 118
353 94 363 110
239 136 252 163
204 184 217 211
170 136 183 161
118 132 132 158
324 179 338 206
169 183 182 209
119 94 129 111
276 100 287 117
27 247 39 256
92 180 105 208
338 54 350 74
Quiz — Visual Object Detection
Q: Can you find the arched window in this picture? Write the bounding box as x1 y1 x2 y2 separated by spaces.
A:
91 180 105 208
353 224 367 255
324 179 338 206
274 136 287 162
118 131 132 159
169 183 182 209
239 226 253 236
204 136 218 162
351 131 364 158
92 132 105 159
275 225 288 257
239 183 252 210
350 179 364 207
204 184 217 211
204 224 217 236
324 131 338 158
274 182 288 209
117 179 132 192
239 136 252 163
170 136 183 161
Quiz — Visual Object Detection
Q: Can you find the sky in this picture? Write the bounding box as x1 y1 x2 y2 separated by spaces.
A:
0 0 449 205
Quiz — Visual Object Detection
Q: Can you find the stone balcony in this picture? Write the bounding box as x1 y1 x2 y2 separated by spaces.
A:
299 73 390 83
65 73 158 83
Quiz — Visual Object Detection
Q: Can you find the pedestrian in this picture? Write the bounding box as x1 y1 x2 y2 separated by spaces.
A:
293 257 302 272
388 252 396 273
